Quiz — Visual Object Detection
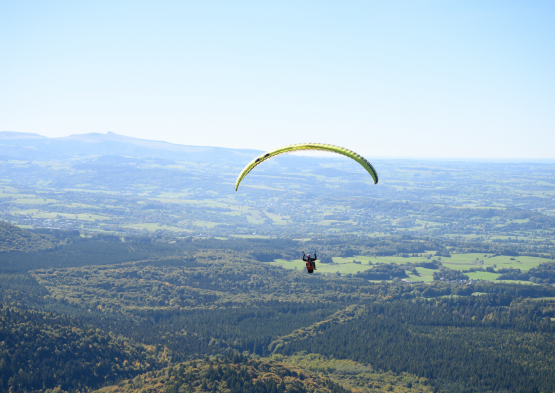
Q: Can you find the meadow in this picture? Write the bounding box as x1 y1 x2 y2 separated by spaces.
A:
271 253 547 282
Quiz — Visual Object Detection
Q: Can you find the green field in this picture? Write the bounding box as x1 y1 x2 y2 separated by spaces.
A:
270 258 375 276
222 211 242 216
123 223 189 232
12 197 58 204
442 253 545 271
332 256 374 264
466 271 501 280
11 209 109 221
264 212 289 225
270 252 549 283
51 203 100 209
407 267 437 282
246 211 266 224
496 280 537 285
192 220 220 228
230 234 274 239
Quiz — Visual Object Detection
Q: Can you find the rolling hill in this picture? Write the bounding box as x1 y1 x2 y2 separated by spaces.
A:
0 221 55 252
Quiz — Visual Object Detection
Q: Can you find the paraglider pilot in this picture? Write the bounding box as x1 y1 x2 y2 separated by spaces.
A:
302 251 317 273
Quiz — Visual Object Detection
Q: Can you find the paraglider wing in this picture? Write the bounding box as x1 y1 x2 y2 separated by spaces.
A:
234 143 378 191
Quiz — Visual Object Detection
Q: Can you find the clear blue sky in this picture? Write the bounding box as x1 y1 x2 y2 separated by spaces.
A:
1 1 554 158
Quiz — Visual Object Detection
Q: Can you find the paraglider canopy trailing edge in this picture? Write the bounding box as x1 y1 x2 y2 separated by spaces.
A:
234 143 379 191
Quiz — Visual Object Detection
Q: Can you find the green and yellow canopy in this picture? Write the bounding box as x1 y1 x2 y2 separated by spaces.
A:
235 143 378 191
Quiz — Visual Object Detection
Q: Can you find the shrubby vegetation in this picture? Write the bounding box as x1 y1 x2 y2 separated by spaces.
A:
354 264 408 281
432 266 469 281
497 263 555 284
95 353 351 393
273 353 432 393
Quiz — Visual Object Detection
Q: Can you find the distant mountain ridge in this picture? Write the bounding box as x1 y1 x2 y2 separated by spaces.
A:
0 131 368 177
0 131 261 162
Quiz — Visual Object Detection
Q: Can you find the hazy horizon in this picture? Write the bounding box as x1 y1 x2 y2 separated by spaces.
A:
2 1 554 159
3 129 555 163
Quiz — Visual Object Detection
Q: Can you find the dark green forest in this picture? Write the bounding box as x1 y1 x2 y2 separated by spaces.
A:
281 298 555 393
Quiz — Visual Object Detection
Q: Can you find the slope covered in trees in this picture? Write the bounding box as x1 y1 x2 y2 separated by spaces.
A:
0 306 167 393
278 299 555 393
94 353 351 393
1 235 555 392
0 220 55 252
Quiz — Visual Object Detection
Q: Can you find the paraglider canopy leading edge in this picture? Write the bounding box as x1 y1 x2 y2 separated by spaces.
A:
234 143 378 191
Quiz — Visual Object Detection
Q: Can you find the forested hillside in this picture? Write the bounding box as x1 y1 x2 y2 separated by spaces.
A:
1 237 555 392
0 306 167 393
94 354 353 393
279 299 555 393
0 221 55 252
